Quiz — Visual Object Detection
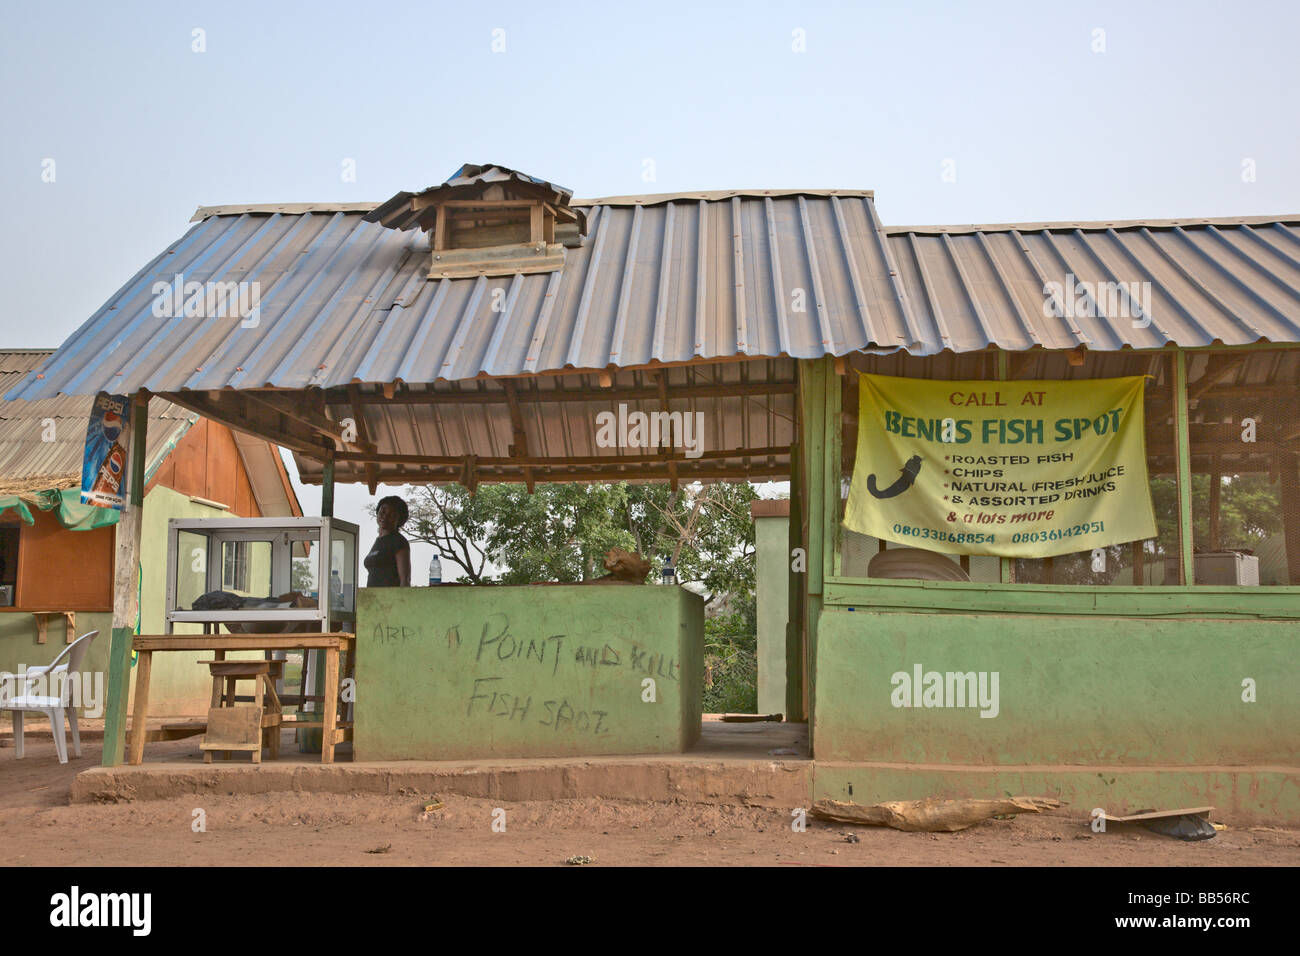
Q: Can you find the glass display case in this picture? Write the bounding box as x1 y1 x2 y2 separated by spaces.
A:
164 517 358 634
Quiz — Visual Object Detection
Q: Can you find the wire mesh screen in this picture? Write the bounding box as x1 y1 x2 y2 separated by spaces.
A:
1187 348 1299 586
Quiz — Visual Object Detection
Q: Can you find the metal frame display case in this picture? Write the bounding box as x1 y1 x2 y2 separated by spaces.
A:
164 517 358 634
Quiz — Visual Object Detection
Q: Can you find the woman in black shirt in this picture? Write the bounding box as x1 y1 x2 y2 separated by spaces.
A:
364 495 411 587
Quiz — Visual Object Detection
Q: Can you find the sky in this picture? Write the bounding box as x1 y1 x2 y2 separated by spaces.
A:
2 0 1298 576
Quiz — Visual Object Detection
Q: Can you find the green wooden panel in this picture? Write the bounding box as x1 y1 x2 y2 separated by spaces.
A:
823 577 1300 618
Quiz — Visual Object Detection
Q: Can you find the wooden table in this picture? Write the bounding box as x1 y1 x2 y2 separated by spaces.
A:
127 633 355 766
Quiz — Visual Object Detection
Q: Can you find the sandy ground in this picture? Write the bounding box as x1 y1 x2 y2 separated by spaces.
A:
3 732 1300 866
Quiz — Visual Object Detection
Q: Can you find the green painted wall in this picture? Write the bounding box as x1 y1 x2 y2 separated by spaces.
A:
812 606 1300 821
0 611 112 717
815 608 1298 765
355 584 704 760
754 512 789 715
137 485 267 715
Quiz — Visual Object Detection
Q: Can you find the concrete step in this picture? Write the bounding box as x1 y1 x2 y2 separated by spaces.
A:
71 756 813 807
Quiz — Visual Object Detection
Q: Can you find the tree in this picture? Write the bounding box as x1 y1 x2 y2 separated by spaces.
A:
1015 473 1283 585
398 481 759 612
400 484 504 583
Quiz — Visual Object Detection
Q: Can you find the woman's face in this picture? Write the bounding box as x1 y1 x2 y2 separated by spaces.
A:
376 503 397 534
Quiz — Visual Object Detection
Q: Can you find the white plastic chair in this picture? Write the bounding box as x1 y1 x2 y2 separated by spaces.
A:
1 630 100 763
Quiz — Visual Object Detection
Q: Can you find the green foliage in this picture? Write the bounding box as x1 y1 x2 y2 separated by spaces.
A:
402 481 760 606
702 641 757 714
1017 473 1283 584
702 608 758 714
1154 473 1282 550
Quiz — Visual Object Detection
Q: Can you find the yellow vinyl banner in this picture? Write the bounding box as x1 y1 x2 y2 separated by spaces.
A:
843 374 1157 558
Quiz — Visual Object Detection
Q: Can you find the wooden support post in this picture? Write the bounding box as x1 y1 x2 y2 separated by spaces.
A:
503 379 534 492
321 460 335 518
996 352 1015 584
126 650 151 765
1208 460 1221 551
1173 351 1195 585
1132 541 1144 586
433 207 447 251
102 393 148 767
529 204 545 244
656 372 678 492
1280 452 1300 584
321 647 339 765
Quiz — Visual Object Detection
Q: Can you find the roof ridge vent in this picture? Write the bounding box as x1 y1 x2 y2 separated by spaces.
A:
364 164 586 279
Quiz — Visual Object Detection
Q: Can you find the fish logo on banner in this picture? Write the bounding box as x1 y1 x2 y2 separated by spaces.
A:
82 393 133 510
843 374 1157 559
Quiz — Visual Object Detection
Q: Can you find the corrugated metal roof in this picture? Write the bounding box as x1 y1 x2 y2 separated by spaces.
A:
6 190 913 400
889 220 1300 352
6 192 1300 406
0 350 197 481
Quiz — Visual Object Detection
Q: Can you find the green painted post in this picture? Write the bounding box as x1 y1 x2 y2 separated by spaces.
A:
803 361 826 603
995 351 1015 584
1173 350 1195 585
823 361 842 586
785 439 805 721
101 395 148 767
800 359 828 751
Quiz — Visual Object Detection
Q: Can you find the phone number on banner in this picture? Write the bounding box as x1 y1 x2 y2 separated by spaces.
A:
891 524 996 545
1009 521 1105 544
890 520 1107 547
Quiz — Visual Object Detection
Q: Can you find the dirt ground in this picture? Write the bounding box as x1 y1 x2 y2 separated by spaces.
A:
3 733 1300 866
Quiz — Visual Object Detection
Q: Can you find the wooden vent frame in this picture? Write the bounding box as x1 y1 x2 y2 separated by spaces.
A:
414 183 582 279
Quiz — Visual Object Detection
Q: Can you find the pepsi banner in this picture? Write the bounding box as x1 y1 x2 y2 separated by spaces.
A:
81 393 132 510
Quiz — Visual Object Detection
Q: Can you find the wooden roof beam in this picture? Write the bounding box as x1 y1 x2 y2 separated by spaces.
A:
325 381 795 406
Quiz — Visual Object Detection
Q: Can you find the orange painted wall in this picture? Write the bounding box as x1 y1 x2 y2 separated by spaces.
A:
12 508 115 610
146 418 263 517
4 418 271 612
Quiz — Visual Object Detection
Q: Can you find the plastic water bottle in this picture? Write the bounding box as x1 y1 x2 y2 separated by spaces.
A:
428 554 442 586
661 558 676 586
